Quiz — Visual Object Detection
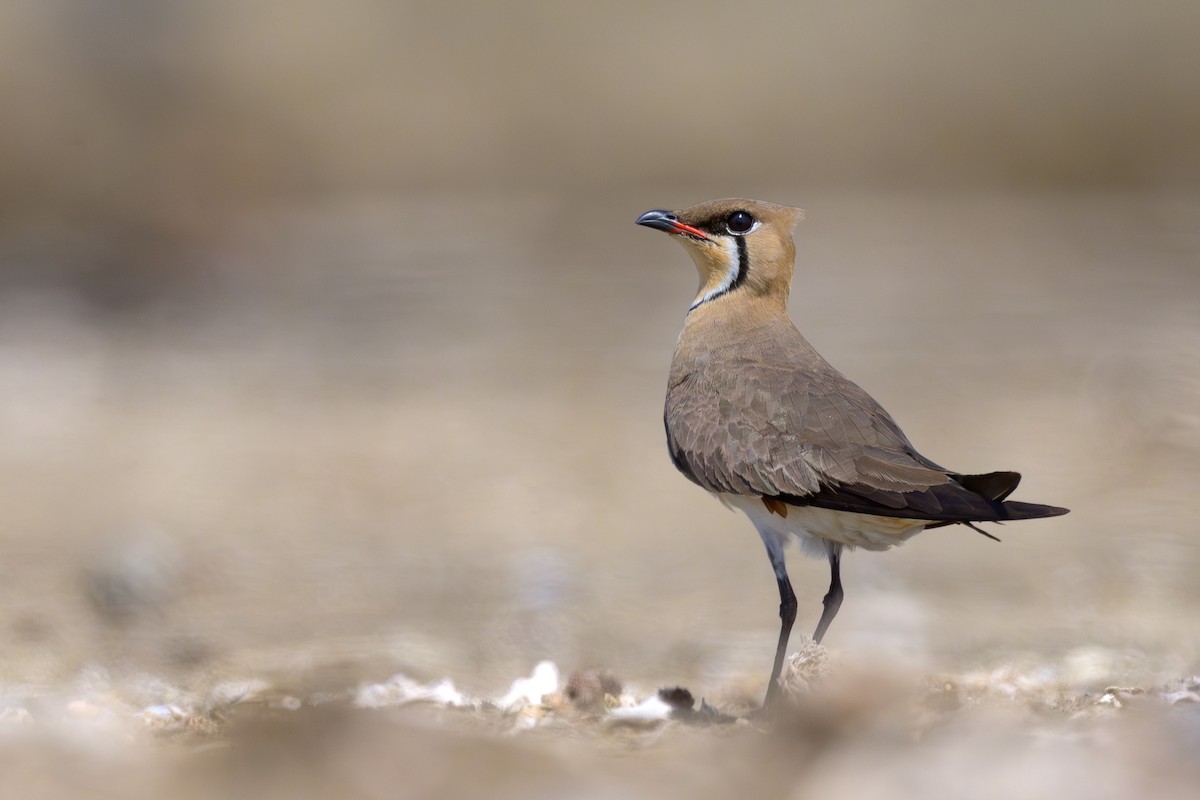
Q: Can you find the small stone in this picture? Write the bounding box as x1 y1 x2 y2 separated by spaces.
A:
277 695 302 711
565 670 622 714
1162 690 1200 705
140 704 190 731
694 698 737 725
657 686 695 713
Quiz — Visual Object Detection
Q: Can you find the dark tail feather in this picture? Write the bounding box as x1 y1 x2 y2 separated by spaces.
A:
957 470 1022 502
924 472 1069 530
997 499 1070 520
956 470 1069 520
791 468 1069 526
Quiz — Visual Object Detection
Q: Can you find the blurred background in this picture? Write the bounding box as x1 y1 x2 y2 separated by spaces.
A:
0 1 1198 787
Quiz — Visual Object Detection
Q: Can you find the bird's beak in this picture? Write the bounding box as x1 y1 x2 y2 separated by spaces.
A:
635 209 709 240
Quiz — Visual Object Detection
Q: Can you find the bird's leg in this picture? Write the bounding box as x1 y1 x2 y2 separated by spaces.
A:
760 533 797 710
764 573 798 708
812 545 843 644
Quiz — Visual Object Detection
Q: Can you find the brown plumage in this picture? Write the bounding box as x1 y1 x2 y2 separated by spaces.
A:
636 198 1068 710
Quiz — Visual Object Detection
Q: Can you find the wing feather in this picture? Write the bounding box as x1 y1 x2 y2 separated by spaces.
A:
663 339 1067 523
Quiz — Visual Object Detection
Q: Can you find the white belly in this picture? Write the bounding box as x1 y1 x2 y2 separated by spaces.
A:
721 493 928 557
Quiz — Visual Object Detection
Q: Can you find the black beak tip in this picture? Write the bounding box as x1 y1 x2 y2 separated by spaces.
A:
635 209 678 233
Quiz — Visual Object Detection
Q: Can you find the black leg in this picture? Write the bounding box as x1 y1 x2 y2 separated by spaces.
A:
763 573 798 708
762 542 797 710
812 547 843 644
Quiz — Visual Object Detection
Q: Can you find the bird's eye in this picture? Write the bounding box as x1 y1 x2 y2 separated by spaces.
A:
726 210 755 235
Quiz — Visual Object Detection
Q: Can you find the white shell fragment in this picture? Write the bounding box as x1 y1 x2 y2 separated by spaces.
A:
495 661 559 712
354 674 473 709
1161 690 1200 705
139 704 190 731
607 695 674 725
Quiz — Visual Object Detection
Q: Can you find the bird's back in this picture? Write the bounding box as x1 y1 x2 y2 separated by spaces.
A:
665 299 1068 524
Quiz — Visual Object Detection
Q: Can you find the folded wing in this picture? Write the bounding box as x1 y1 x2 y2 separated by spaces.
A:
665 361 1068 523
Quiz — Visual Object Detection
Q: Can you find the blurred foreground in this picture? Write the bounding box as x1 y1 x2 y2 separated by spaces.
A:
1 648 1199 800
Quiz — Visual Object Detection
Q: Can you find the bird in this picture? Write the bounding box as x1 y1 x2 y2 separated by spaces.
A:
635 198 1069 709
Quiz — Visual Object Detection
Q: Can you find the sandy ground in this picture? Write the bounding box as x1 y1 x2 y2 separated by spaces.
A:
1 189 1199 797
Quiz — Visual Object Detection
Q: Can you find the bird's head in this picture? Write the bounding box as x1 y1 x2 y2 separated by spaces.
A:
636 198 804 311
